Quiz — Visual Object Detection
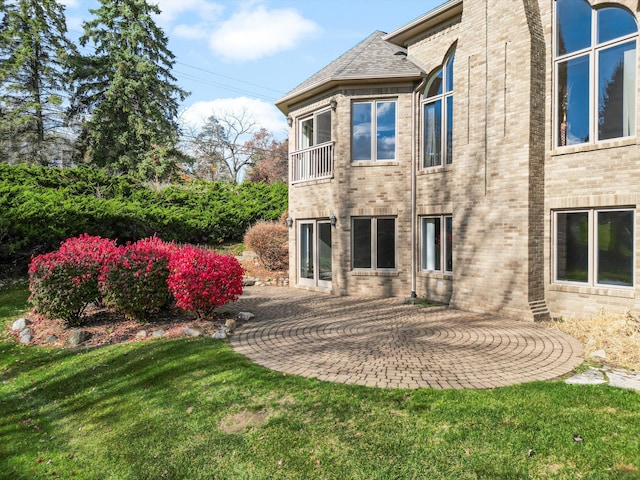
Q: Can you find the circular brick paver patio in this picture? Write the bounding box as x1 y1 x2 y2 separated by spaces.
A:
230 287 584 389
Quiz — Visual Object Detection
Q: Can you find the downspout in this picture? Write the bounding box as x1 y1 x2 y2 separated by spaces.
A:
411 76 427 298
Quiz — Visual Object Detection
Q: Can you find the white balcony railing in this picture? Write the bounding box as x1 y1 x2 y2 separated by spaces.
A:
290 142 334 184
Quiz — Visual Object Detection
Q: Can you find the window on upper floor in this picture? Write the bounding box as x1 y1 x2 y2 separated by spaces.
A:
421 215 453 273
351 100 397 161
554 208 634 287
423 52 454 168
299 108 332 149
555 0 638 147
352 217 396 270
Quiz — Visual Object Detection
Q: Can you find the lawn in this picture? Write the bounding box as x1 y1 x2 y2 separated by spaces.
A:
1 283 639 479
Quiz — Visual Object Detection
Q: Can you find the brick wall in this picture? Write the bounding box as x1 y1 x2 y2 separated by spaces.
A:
286 0 640 321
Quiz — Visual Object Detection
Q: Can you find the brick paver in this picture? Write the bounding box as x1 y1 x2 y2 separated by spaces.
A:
230 287 584 389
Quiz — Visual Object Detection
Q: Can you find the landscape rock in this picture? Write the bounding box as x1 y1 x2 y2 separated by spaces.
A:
238 312 255 321
152 330 166 338
19 328 31 337
606 368 640 391
11 318 28 331
135 330 148 338
20 334 32 344
66 329 92 347
212 326 230 340
46 335 58 343
590 349 607 361
242 278 256 286
225 319 237 332
565 368 607 385
183 327 202 337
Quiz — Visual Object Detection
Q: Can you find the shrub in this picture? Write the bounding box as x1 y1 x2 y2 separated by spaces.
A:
1 164 288 274
28 234 117 326
244 220 289 271
98 237 175 320
167 246 244 319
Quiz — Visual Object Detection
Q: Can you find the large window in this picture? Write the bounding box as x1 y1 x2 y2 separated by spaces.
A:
352 100 397 161
423 53 454 167
421 216 452 273
555 209 634 287
352 217 396 270
299 109 331 149
555 0 637 147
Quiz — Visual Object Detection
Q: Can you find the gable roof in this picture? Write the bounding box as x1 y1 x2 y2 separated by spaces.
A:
275 31 424 114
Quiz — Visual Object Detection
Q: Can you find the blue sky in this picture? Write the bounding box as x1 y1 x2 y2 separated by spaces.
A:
61 0 443 137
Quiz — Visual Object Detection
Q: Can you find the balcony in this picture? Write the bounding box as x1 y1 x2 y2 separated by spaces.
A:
290 142 334 184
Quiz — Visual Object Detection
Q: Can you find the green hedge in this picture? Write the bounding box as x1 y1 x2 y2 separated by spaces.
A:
0 164 288 271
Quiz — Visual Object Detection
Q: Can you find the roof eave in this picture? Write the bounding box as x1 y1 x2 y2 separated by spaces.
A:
383 0 463 47
275 74 423 116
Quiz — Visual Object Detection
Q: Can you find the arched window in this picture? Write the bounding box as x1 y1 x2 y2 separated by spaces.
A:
555 0 638 146
422 52 454 168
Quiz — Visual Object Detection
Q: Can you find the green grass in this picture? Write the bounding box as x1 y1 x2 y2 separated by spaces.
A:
1 285 639 479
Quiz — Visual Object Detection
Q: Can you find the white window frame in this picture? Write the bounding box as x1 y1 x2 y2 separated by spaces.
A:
420 215 453 273
351 99 397 162
422 53 454 168
351 216 397 271
553 208 635 288
298 108 332 150
553 1 638 148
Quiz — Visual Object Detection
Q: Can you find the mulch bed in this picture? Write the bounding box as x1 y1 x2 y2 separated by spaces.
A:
10 304 235 348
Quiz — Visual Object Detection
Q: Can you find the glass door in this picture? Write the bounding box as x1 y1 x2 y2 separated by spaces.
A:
317 221 332 288
298 220 332 289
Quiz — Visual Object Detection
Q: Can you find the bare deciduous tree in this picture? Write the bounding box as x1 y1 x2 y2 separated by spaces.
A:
191 109 257 184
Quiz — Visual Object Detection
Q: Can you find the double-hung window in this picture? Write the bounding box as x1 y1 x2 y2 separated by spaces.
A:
351 100 397 161
554 208 634 287
421 216 452 273
555 0 638 147
423 53 454 167
352 217 396 270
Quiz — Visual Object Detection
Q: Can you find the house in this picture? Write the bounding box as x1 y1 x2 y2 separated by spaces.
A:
275 0 639 321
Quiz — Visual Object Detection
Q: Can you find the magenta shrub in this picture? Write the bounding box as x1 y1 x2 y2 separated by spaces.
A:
29 235 244 324
168 245 244 319
98 236 175 320
28 234 117 325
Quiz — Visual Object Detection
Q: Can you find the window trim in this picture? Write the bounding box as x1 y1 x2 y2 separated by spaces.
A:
421 53 454 169
298 107 332 150
553 207 635 289
553 1 638 148
351 99 397 162
420 215 453 274
351 216 397 271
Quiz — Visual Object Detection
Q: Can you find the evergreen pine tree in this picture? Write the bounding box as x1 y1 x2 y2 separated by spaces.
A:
71 0 188 178
0 0 76 164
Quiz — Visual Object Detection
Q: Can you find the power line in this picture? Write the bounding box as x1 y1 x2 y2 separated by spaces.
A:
174 70 278 102
175 62 285 95
68 28 285 102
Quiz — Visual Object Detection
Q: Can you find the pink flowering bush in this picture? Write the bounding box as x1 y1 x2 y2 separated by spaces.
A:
98 236 176 320
168 245 244 319
28 234 117 326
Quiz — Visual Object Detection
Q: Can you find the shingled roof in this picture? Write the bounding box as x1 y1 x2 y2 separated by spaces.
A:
275 31 424 114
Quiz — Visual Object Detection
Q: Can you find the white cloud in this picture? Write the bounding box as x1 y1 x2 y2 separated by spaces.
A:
209 4 320 62
180 97 287 138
